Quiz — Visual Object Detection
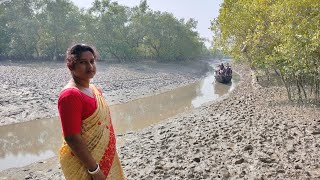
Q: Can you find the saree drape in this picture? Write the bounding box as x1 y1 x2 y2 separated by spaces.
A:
59 85 125 180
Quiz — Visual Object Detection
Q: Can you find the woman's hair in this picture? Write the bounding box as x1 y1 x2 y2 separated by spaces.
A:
65 44 98 69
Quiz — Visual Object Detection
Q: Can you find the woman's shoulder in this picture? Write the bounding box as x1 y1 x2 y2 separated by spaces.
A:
60 82 80 94
59 87 82 100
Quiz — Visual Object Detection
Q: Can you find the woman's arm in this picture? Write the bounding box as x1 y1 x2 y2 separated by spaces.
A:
65 134 106 180
59 90 106 179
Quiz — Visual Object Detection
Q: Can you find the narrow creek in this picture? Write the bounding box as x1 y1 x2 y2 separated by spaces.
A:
0 62 239 171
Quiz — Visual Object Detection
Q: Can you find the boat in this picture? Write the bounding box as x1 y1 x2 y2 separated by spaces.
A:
215 63 232 84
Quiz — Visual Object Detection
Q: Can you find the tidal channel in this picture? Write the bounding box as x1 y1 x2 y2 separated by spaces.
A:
0 62 239 171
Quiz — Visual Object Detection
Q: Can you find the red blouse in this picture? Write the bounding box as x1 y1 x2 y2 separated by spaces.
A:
58 88 100 136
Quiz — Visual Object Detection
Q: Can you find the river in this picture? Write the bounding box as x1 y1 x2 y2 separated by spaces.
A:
0 62 239 171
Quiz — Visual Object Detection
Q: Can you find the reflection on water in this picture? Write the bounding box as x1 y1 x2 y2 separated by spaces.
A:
191 66 239 107
0 63 239 171
111 82 197 133
0 118 62 171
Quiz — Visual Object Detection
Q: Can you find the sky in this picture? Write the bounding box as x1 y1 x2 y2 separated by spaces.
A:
71 0 223 45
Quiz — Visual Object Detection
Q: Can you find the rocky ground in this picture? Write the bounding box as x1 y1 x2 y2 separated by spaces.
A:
1 61 320 179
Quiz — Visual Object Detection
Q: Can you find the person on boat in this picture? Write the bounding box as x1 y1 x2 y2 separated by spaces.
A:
219 63 225 75
219 63 224 70
225 63 232 76
57 44 125 180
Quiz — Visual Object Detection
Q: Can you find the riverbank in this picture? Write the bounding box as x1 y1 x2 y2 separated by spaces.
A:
119 64 320 179
0 60 209 126
1 62 320 179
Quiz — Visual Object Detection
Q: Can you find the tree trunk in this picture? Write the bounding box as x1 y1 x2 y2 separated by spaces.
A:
296 78 303 103
53 35 58 61
298 78 307 100
279 70 291 100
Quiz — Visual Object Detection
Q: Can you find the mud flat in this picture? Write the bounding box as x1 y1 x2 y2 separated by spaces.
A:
1 62 320 179
0 60 208 126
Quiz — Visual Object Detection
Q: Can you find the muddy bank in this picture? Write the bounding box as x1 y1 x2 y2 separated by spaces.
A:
119 64 320 179
1 62 320 179
0 60 209 126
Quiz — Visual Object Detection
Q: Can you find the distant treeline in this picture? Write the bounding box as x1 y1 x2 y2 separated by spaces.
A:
213 0 320 103
0 0 221 62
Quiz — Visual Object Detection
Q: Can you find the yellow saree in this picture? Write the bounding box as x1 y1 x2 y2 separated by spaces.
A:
59 85 125 180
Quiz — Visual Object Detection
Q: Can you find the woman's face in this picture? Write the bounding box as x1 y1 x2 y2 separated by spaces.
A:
71 51 96 80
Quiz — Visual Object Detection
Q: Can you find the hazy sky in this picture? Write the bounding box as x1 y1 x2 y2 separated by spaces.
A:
71 0 223 42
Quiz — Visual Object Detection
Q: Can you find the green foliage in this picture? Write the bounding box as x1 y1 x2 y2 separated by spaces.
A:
0 0 208 62
0 1 12 56
2 0 39 59
36 0 81 60
141 12 203 61
213 0 320 102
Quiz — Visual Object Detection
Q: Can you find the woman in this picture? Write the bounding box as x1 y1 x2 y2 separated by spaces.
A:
58 44 125 180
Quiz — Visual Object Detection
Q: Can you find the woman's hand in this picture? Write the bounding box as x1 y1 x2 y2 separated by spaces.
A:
64 135 106 179
91 170 106 180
